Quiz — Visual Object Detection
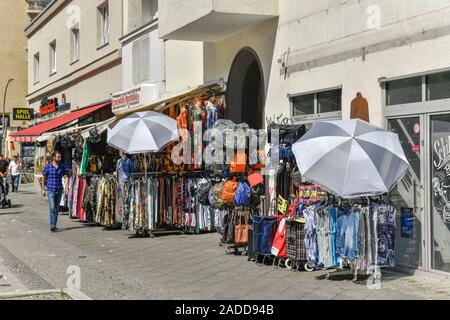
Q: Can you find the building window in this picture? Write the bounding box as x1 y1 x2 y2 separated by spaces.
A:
97 2 109 47
385 70 450 106
33 53 40 83
142 0 158 24
70 27 80 63
132 36 150 85
427 71 450 101
386 77 422 106
291 88 342 122
49 40 57 74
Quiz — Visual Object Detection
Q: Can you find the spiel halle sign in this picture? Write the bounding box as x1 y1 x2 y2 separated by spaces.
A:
13 108 34 121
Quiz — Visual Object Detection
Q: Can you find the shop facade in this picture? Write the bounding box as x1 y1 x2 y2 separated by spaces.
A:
260 0 450 275
382 69 450 274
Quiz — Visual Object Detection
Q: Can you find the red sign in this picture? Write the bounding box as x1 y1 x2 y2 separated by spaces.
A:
112 88 141 112
412 145 420 153
39 98 58 117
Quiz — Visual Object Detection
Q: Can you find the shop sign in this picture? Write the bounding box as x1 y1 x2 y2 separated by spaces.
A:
13 108 34 121
11 135 37 143
112 88 141 112
39 98 58 117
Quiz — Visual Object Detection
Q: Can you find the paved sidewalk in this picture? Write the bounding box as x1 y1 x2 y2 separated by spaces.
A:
0 259 28 293
0 183 449 300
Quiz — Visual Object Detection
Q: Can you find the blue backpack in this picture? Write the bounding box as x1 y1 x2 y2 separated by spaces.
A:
234 182 251 206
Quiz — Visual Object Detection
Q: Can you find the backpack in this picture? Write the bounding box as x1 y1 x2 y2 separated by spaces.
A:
267 122 306 145
234 181 251 206
211 181 225 209
197 179 211 206
249 184 265 207
222 178 238 205
230 152 247 174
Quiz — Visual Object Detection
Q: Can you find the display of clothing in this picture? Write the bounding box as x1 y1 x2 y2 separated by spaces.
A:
288 200 395 271
122 174 220 233
96 176 116 226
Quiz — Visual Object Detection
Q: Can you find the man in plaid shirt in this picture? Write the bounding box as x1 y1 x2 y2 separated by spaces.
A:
41 151 69 232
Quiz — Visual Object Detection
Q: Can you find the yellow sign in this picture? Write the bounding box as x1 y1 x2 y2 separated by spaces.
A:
277 195 288 214
13 108 34 121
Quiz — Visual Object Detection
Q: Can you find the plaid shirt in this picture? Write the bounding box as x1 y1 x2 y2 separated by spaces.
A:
43 163 68 192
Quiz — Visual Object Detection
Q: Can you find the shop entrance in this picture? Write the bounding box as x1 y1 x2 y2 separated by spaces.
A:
387 116 425 270
226 48 264 129
388 111 450 274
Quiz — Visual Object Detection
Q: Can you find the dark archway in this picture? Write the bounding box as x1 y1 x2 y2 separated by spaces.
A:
226 48 264 130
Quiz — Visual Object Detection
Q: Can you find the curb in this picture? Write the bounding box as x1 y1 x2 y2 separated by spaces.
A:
0 288 92 300
63 288 92 300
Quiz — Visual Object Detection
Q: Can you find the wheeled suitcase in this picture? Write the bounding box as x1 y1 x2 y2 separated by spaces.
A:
253 215 278 255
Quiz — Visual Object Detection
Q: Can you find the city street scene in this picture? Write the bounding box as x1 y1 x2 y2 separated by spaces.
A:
1 0 450 306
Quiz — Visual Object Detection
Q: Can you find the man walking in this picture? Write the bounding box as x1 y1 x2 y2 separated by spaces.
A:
41 151 69 232
8 156 21 192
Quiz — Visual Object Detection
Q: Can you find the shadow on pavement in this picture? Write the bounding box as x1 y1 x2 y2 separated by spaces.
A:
315 269 412 285
0 211 24 216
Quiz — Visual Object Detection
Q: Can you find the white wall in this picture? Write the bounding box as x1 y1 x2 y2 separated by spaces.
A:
28 63 122 110
164 40 204 93
27 0 123 98
265 0 450 127
203 18 278 94
122 27 165 90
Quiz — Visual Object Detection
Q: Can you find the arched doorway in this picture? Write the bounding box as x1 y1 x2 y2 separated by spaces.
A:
226 48 264 130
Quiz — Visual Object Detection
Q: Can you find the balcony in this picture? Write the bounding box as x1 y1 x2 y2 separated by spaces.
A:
26 0 51 14
158 0 278 42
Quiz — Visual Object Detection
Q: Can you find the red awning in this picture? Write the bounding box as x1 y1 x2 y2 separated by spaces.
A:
10 102 110 143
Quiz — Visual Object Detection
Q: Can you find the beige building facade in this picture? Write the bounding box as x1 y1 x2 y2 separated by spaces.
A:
26 0 123 113
0 0 35 155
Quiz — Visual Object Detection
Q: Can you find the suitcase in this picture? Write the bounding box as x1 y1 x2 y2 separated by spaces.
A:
253 215 278 255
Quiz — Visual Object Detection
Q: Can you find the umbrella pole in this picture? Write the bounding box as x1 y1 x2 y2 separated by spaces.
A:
144 153 148 180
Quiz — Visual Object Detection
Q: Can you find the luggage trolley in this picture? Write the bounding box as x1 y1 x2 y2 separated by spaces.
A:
252 215 278 266
285 219 314 272
218 209 248 256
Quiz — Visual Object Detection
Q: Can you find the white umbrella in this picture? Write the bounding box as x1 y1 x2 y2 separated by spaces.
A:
107 111 179 155
292 119 410 198
107 111 179 180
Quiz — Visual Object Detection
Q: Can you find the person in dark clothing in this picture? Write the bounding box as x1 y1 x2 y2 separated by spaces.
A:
0 155 9 175
0 155 10 194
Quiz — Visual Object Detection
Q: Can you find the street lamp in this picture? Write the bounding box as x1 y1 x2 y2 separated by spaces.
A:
2 78 13 156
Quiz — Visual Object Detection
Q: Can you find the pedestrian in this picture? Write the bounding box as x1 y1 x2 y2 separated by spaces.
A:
41 151 69 232
0 155 9 194
8 155 21 192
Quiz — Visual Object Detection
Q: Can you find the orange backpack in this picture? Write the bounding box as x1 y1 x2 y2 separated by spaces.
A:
230 152 247 173
222 177 239 204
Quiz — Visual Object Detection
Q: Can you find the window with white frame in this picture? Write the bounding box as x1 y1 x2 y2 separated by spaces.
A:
71 26 80 62
49 41 57 74
97 2 109 47
290 88 342 123
132 36 150 85
33 53 40 83
385 70 450 106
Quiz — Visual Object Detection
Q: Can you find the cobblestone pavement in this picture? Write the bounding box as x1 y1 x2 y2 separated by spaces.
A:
0 183 449 300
